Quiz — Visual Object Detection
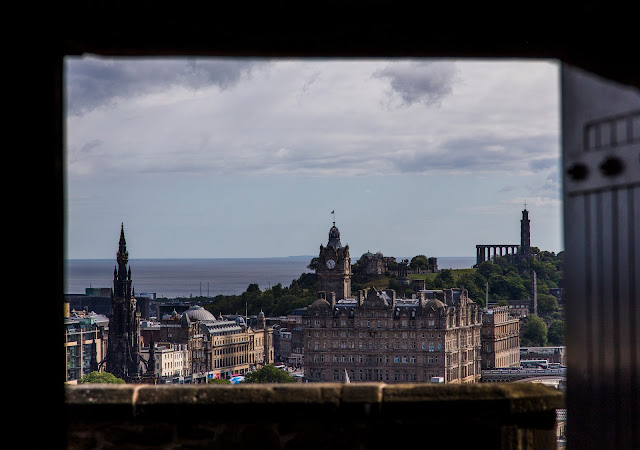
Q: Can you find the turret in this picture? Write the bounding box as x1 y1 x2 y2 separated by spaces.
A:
520 207 531 258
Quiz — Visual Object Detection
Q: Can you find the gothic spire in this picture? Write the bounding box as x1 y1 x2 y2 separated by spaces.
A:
117 223 129 271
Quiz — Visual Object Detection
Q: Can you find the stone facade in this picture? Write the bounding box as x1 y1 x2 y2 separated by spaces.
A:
504 299 530 318
140 342 190 379
139 307 274 382
357 251 396 275
316 222 352 301
481 305 520 369
397 259 410 286
273 318 304 367
358 251 386 275
201 313 274 380
302 287 482 384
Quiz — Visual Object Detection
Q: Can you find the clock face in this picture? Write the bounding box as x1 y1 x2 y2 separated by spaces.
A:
325 259 336 269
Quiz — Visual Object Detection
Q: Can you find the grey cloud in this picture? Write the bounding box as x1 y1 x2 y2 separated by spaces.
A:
527 172 561 200
80 139 103 153
373 61 458 107
390 134 558 174
529 157 560 172
66 58 266 116
301 72 321 94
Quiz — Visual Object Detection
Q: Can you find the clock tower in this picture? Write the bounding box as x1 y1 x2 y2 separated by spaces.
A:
317 221 352 301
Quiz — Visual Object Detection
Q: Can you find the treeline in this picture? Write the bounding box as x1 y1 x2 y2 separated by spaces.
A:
165 251 564 346
420 249 563 309
384 250 565 347
195 272 319 318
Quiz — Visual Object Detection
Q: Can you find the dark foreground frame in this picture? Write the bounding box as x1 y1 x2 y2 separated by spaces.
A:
41 3 639 449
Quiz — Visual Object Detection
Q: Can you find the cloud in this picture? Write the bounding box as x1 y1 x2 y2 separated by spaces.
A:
389 133 558 175
529 157 560 172
66 59 559 181
301 71 321 94
373 60 458 107
526 172 561 200
65 57 265 116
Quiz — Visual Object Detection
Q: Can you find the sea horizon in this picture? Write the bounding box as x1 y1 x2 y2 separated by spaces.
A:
65 256 477 299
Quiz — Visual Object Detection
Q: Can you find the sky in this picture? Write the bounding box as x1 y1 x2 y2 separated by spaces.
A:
65 57 562 260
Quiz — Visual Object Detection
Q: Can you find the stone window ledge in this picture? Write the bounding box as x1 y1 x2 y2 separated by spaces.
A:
65 383 564 449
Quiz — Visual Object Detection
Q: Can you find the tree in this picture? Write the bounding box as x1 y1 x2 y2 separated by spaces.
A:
548 320 565 346
78 371 125 384
457 271 489 306
488 275 511 299
409 255 429 272
307 257 318 271
387 277 400 291
521 315 548 347
477 261 503 279
433 269 455 288
208 378 231 384
242 364 296 383
537 294 559 316
386 260 398 271
271 283 283 299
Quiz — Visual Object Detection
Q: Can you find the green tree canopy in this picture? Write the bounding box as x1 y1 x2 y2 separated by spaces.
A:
242 364 296 384
537 293 559 315
433 269 455 288
78 371 125 384
547 320 565 346
386 260 398 271
477 261 503 279
409 255 429 271
208 378 231 384
521 315 548 347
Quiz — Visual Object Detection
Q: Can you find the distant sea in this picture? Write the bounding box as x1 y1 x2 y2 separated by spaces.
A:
65 256 476 299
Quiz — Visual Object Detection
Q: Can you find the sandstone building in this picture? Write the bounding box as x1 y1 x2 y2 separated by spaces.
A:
480 305 520 369
302 287 482 383
357 250 398 275
306 221 482 383
140 307 274 382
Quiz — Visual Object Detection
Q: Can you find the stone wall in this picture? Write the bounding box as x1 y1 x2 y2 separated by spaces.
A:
64 382 564 449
